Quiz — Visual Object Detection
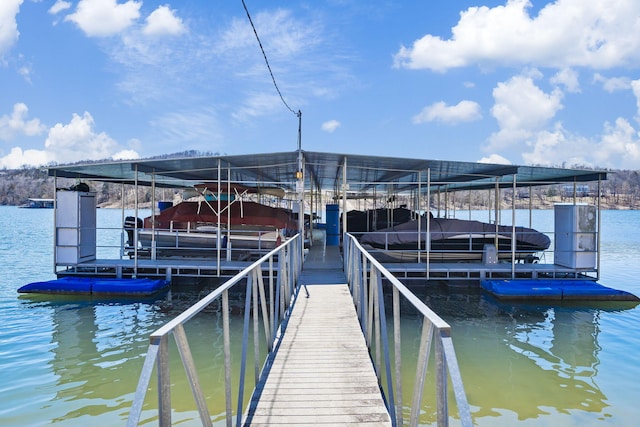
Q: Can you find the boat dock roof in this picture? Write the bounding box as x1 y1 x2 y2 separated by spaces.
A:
48 150 607 193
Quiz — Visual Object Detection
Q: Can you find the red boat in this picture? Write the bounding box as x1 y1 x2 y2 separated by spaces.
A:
126 183 300 257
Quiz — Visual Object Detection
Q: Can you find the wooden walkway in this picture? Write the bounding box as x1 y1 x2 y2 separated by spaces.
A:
244 243 391 426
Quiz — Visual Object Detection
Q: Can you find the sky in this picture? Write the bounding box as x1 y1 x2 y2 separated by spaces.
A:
2 0 640 170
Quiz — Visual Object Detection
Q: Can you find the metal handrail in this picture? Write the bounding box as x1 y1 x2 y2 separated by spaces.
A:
126 234 303 427
344 233 473 427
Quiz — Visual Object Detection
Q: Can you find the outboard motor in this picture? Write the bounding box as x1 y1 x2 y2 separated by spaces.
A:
124 216 143 247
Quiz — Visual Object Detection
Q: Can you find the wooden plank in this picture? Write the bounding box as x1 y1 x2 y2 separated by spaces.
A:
245 283 391 426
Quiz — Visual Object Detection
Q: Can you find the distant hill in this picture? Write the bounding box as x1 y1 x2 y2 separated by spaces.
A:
0 151 217 207
0 155 638 210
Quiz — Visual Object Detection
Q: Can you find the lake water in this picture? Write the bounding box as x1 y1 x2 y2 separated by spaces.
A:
0 207 638 426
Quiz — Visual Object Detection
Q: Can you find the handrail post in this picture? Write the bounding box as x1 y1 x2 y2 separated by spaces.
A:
373 266 381 379
366 263 374 347
257 266 272 352
269 256 275 345
393 286 403 427
274 257 283 341
376 271 396 424
360 249 367 328
222 290 233 427
252 269 260 385
157 334 171 427
236 272 254 427
435 331 448 427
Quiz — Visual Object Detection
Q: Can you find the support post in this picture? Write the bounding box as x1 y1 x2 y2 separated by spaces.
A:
511 175 517 278
133 163 139 278
597 176 602 280
342 157 348 243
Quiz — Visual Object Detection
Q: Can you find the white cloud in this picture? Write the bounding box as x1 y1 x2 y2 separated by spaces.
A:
521 67 543 80
0 0 22 58
488 74 563 150
232 92 283 122
321 120 340 133
521 124 582 166
394 0 640 72
0 103 46 140
595 118 640 167
150 108 222 146
17 65 32 82
45 112 117 160
593 73 631 92
412 100 481 124
112 149 139 160
0 109 139 169
216 9 319 67
0 146 48 169
142 5 185 37
478 154 512 165
550 68 580 93
65 0 141 37
214 8 337 117
631 80 640 120
49 1 71 15
519 119 640 169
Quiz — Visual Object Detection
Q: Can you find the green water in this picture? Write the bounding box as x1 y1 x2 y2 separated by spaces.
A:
1 207 639 426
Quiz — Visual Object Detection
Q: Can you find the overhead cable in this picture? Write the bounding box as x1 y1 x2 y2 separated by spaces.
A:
241 0 298 116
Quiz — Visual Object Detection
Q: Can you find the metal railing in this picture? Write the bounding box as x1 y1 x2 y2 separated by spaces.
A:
126 234 303 427
344 233 473 427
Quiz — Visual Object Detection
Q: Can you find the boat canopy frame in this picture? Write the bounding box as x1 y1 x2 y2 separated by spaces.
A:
48 151 607 280
48 150 606 196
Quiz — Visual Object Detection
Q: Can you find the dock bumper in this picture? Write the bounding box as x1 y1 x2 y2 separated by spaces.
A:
18 276 169 296
481 279 640 302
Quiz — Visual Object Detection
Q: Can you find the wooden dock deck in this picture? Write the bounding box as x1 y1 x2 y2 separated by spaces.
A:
244 244 392 426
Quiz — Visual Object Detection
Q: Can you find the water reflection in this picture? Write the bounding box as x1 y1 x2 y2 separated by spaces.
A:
408 286 634 424
17 283 253 426
14 296 166 425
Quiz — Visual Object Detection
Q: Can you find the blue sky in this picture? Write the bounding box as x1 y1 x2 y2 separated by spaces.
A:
2 0 640 170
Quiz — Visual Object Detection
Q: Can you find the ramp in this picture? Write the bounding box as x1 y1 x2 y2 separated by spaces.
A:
245 244 391 425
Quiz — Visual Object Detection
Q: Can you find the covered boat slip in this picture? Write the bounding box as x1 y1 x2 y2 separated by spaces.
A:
48 150 607 283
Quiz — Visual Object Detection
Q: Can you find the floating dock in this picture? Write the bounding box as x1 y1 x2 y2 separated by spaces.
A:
43 151 629 298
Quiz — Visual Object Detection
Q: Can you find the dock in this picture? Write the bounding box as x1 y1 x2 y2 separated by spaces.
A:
50 151 614 427
244 243 392 426
57 254 596 283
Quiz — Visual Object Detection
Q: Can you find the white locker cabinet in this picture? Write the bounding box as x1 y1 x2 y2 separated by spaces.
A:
55 191 97 265
554 204 597 269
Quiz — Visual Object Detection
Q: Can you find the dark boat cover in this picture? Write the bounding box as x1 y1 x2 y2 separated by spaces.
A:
359 215 551 251
344 207 414 233
144 201 299 233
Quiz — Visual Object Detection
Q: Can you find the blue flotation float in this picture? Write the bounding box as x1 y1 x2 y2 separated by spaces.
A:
481 279 640 301
18 276 169 296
